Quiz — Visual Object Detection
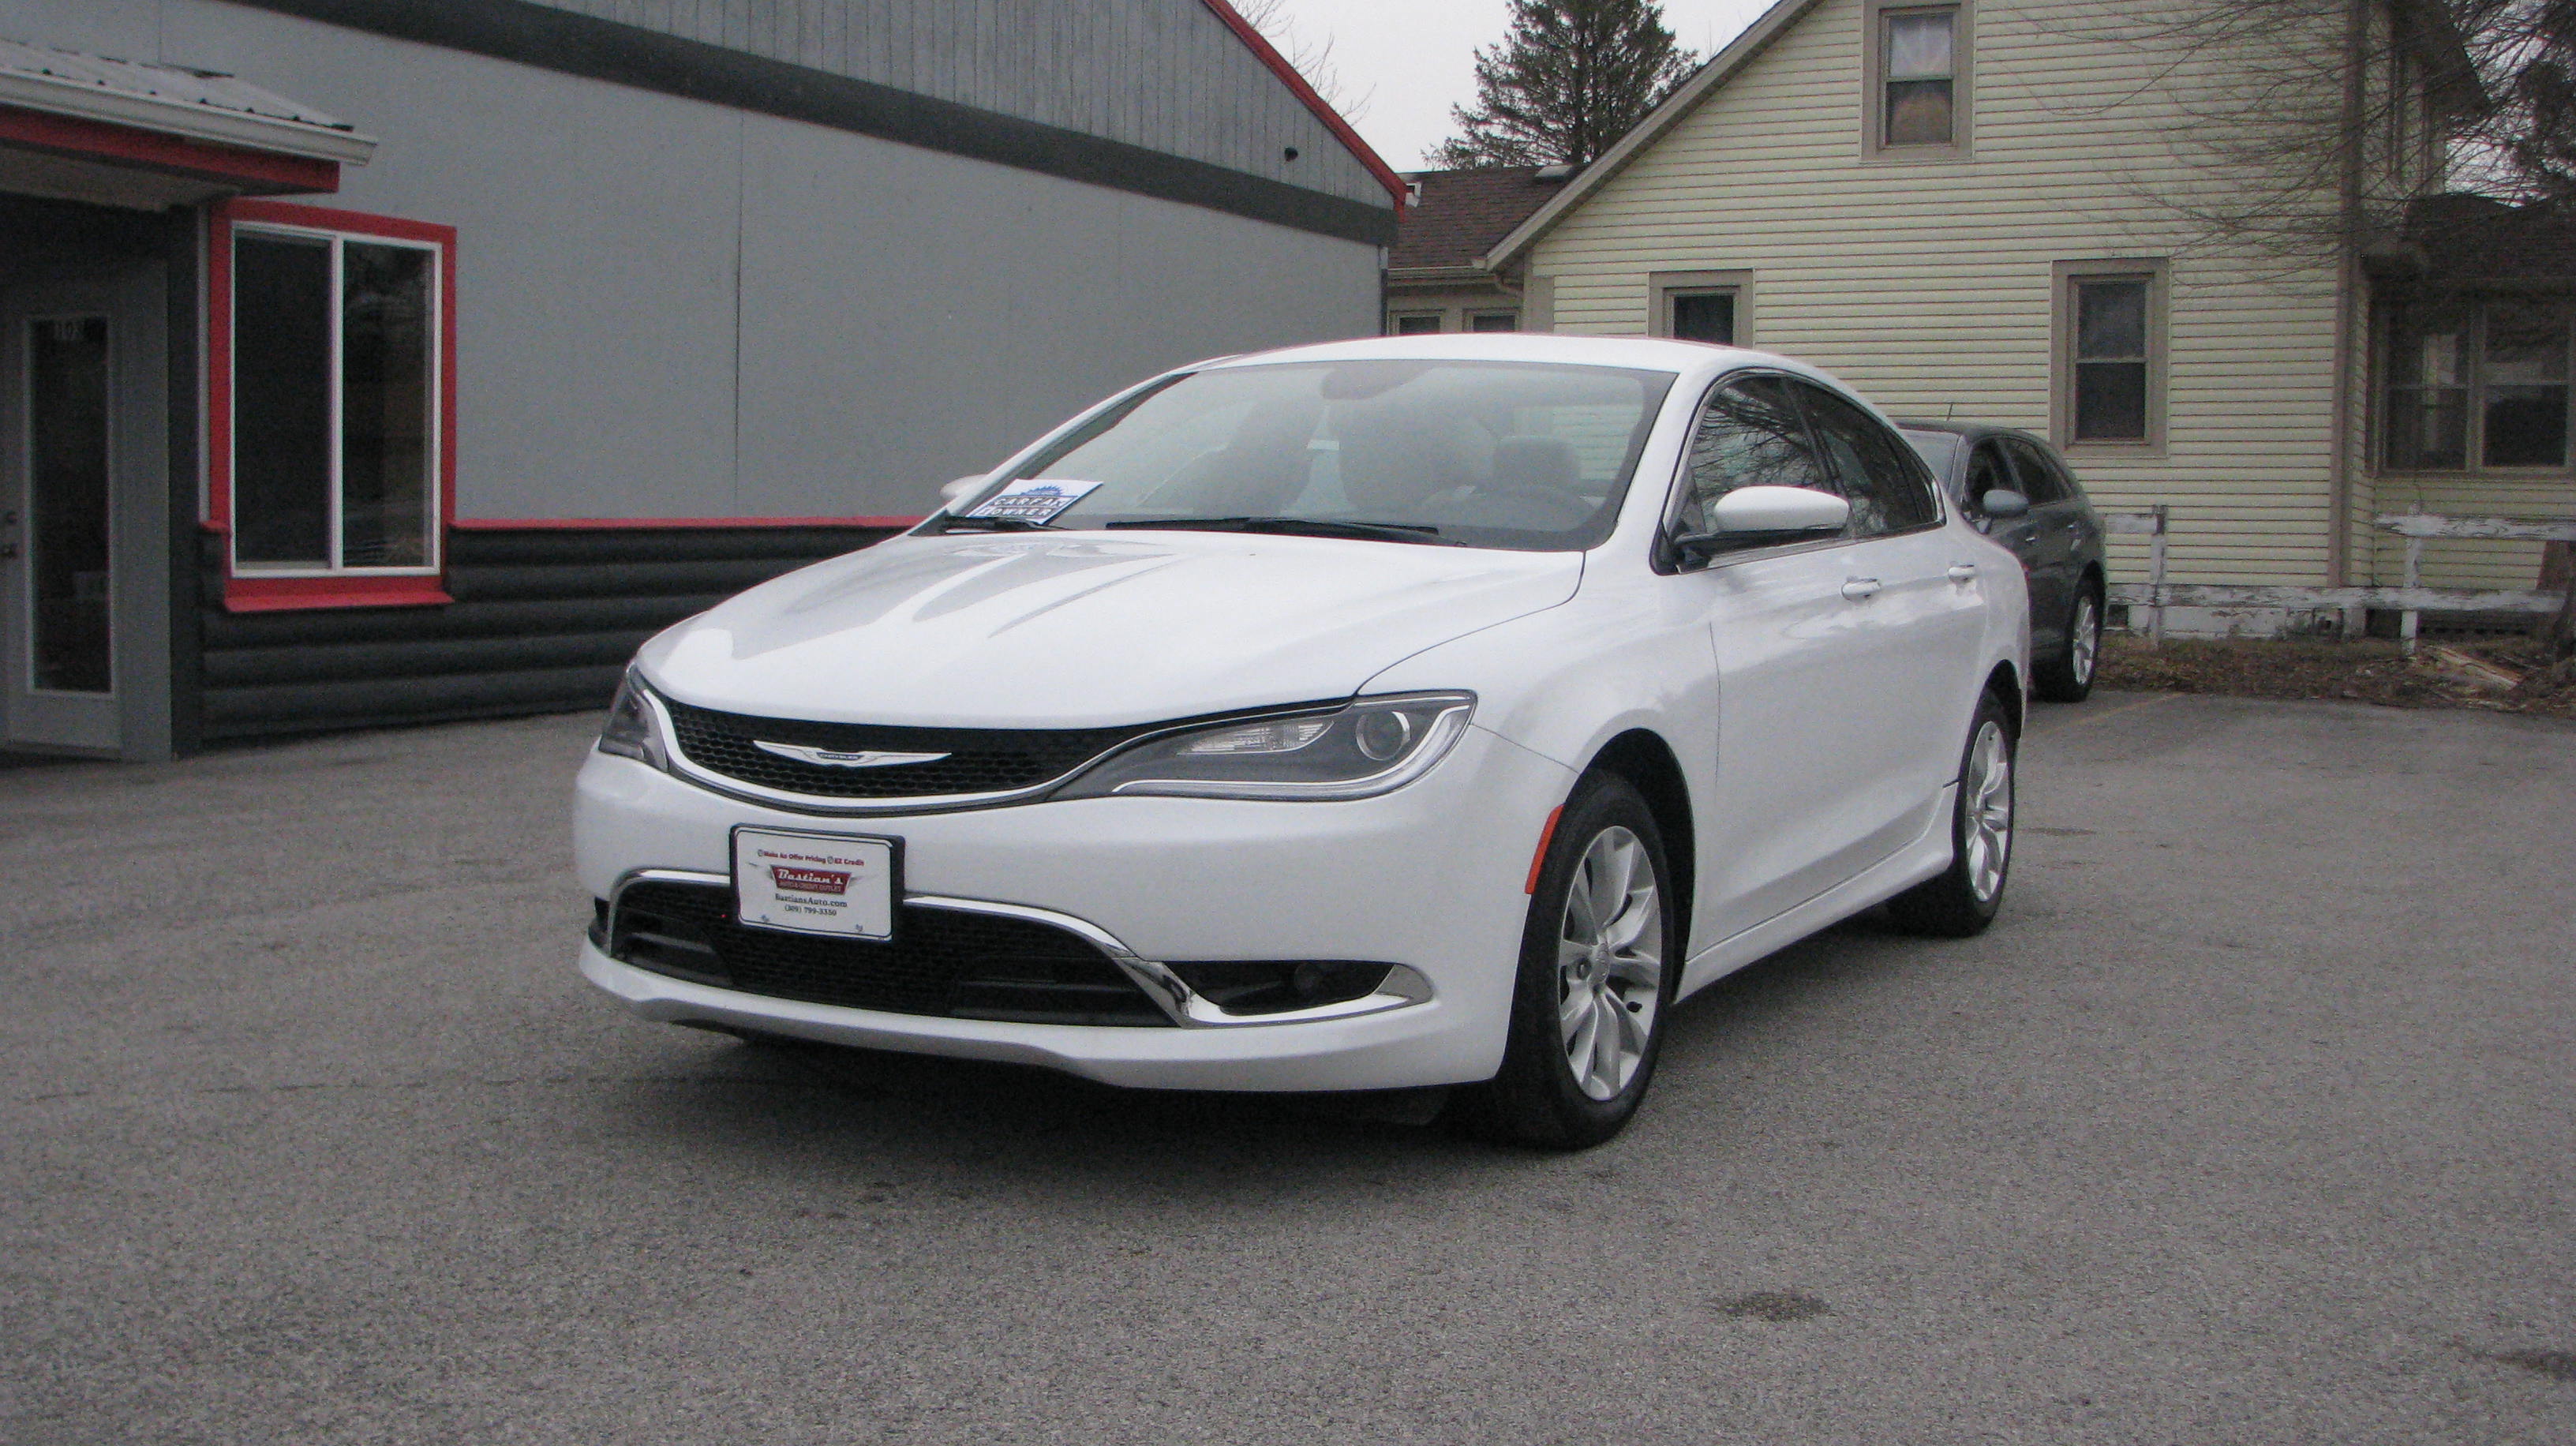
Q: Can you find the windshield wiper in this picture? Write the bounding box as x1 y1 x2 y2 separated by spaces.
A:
1101 516 1451 545
934 514 1061 532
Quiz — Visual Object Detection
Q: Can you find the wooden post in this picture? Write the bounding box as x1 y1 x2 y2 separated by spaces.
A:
2548 553 2576 661
2400 534 2424 657
2147 505 2170 646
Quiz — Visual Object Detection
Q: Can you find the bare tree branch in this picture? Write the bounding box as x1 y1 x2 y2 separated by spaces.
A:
1228 0 1371 122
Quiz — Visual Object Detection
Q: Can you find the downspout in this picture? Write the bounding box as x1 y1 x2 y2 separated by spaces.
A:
2327 0 2370 591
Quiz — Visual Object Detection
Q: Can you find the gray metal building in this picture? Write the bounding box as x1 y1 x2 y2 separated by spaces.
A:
0 0 1402 759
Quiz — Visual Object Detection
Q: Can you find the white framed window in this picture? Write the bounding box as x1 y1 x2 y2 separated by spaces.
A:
213 200 453 608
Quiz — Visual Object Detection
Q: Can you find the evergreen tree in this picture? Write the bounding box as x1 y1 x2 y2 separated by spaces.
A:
1433 0 1698 170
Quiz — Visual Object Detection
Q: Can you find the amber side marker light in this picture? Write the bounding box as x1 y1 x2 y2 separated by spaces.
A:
1525 805 1563 894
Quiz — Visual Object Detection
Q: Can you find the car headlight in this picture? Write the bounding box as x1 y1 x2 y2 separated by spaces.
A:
1054 693 1473 801
597 669 670 770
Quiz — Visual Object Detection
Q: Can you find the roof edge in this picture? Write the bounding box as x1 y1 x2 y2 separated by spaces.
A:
0 68 377 163
1197 0 1410 208
1481 0 1821 272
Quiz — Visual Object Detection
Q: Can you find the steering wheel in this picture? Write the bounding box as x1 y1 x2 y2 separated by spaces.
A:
1466 485 1598 527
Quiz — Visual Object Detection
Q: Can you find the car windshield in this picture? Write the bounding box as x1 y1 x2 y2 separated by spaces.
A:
1899 428 1962 485
949 359 1677 552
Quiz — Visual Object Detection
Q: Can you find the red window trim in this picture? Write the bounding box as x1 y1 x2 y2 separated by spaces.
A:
0 105 341 194
207 197 459 613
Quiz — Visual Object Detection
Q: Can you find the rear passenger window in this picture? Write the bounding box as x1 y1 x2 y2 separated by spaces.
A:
1672 375 1836 535
1791 381 1941 536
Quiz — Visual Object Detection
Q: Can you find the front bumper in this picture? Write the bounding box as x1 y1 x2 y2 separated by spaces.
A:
571 724 1576 1092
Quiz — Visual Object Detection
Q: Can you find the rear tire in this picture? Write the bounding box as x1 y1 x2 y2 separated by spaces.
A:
2033 584 2102 702
1886 691 2016 938
1453 774 1678 1150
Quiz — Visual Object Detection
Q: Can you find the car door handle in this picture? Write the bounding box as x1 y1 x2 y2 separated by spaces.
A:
1946 564 1977 583
1840 578 1881 601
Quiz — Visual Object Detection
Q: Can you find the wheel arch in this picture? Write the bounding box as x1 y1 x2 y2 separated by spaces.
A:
1985 661 2025 737
1581 729 1696 948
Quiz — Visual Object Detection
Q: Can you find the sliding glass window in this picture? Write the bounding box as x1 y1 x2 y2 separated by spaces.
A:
231 226 438 572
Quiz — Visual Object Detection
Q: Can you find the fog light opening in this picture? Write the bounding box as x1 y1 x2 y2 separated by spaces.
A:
1166 959 1397 1014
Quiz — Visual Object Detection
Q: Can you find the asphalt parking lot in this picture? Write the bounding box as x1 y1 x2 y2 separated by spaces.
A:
5 691 2573 1444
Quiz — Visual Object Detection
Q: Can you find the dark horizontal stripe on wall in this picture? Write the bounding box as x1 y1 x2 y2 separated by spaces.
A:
234 0 1398 247
192 524 897 744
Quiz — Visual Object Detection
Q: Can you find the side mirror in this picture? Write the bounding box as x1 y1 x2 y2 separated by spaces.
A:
939 476 987 506
1676 485 1852 560
1979 488 2030 519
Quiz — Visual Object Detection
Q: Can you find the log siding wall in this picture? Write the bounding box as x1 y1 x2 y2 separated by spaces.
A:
189 526 897 744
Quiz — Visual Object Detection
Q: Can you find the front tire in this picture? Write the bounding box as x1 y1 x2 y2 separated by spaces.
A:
2033 584 2102 702
1886 691 2016 938
1456 774 1678 1149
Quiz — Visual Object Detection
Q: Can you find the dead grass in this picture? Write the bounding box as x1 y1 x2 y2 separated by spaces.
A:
2096 634 2576 720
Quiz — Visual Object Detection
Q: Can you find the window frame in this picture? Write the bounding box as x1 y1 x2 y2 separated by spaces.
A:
2374 294 2576 474
1863 0 1973 162
1466 309 1521 333
1387 311 1443 335
1647 269 1751 346
2051 257 2169 458
208 198 458 612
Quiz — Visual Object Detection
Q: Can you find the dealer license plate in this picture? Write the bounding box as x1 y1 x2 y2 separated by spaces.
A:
732 827 900 940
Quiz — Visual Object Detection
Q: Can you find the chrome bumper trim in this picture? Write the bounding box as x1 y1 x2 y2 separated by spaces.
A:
604 869 1432 1029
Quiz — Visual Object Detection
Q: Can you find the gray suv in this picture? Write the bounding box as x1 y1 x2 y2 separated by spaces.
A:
1900 423 2106 702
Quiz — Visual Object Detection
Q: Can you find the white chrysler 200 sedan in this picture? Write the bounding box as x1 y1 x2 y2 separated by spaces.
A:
575 335 2027 1147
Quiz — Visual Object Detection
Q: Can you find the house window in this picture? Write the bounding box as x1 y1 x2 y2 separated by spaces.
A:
2072 278 2150 440
2054 260 2166 451
1649 270 1750 345
212 200 455 609
1468 310 1519 332
1391 313 1442 335
1882 7 1958 146
1670 293 1735 344
2382 298 2571 470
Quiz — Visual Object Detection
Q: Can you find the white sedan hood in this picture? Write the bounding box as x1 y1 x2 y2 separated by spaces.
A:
638 531 1585 728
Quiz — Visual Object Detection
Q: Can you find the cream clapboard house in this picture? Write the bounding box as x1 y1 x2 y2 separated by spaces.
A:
1484 0 2570 630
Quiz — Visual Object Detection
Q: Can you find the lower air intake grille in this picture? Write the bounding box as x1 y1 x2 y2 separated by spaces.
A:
660 697 1145 800
609 880 1172 1026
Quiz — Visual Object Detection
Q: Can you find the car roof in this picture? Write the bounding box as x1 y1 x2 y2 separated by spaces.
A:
1199 331 1792 378
1893 418 2053 448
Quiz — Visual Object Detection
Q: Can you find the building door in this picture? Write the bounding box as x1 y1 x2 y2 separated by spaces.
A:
0 266 167 756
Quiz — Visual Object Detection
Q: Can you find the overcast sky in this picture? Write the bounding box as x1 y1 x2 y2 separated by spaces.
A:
1264 0 1778 170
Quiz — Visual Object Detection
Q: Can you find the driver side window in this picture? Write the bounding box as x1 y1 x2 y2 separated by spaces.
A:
1672 375 1834 535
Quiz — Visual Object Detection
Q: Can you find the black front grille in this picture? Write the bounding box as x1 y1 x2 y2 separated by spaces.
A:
661 697 1146 800
610 880 1172 1026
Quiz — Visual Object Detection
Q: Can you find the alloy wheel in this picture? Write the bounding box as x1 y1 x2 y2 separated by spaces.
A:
2070 596 2100 686
1963 721 2014 902
1556 826 1664 1101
